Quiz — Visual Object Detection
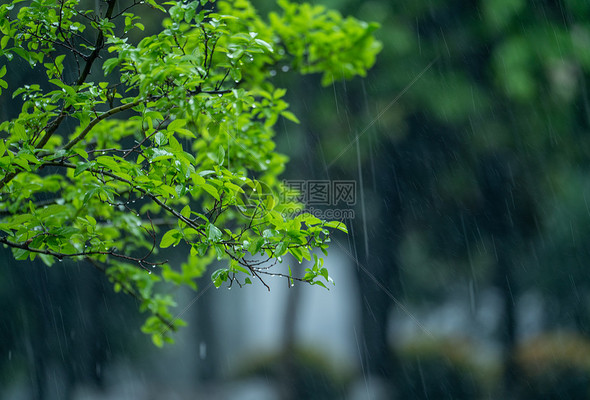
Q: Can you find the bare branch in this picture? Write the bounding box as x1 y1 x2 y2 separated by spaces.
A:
0 236 166 270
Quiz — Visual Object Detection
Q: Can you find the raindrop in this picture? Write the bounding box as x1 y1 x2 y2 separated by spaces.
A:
152 265 156 268
281 65 289 72
218 94 223 97
227 287 231 290
148 270 152 274
269 70 277 77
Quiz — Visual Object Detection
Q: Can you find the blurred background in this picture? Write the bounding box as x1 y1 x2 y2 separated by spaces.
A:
4 0 590 398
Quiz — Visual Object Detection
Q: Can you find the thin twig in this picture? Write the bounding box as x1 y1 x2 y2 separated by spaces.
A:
64 98 143 150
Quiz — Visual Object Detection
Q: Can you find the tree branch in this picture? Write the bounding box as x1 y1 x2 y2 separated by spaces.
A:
34 0 118 153
0 236 166 269
40 160 204 235
63 98 143 150
76 0 117 87
0 0 121 192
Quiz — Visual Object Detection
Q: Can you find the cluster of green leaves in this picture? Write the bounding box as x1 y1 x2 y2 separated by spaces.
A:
0 0 378 345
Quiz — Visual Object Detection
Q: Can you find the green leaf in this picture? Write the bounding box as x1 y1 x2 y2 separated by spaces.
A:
254 38 274 53
290 247 304 263
180 205 191 219
168 118 187 132
74 161 95 176
49 78 76 97
213 243 225 260
200 183 220 200
95 156 120 171
152 333 164 347
211 268 229 288
161 229 180 248
13 122 26 140
249 237 265 255
154 131 167 146
217 145 225 165
312 280 328 289
150 148 174 162
72 148 89 159
231 262 251 276
281 111 300 124
102 58 120 74
275 241 287 256
207 145 225 165
13 247 29 260
324 220 348 234
207 223 222 242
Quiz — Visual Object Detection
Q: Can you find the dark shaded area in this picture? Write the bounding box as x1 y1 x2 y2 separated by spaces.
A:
278 0 590 398
0 248 142 399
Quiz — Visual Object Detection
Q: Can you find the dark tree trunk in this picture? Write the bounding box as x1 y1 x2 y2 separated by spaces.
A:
477 151 536 398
